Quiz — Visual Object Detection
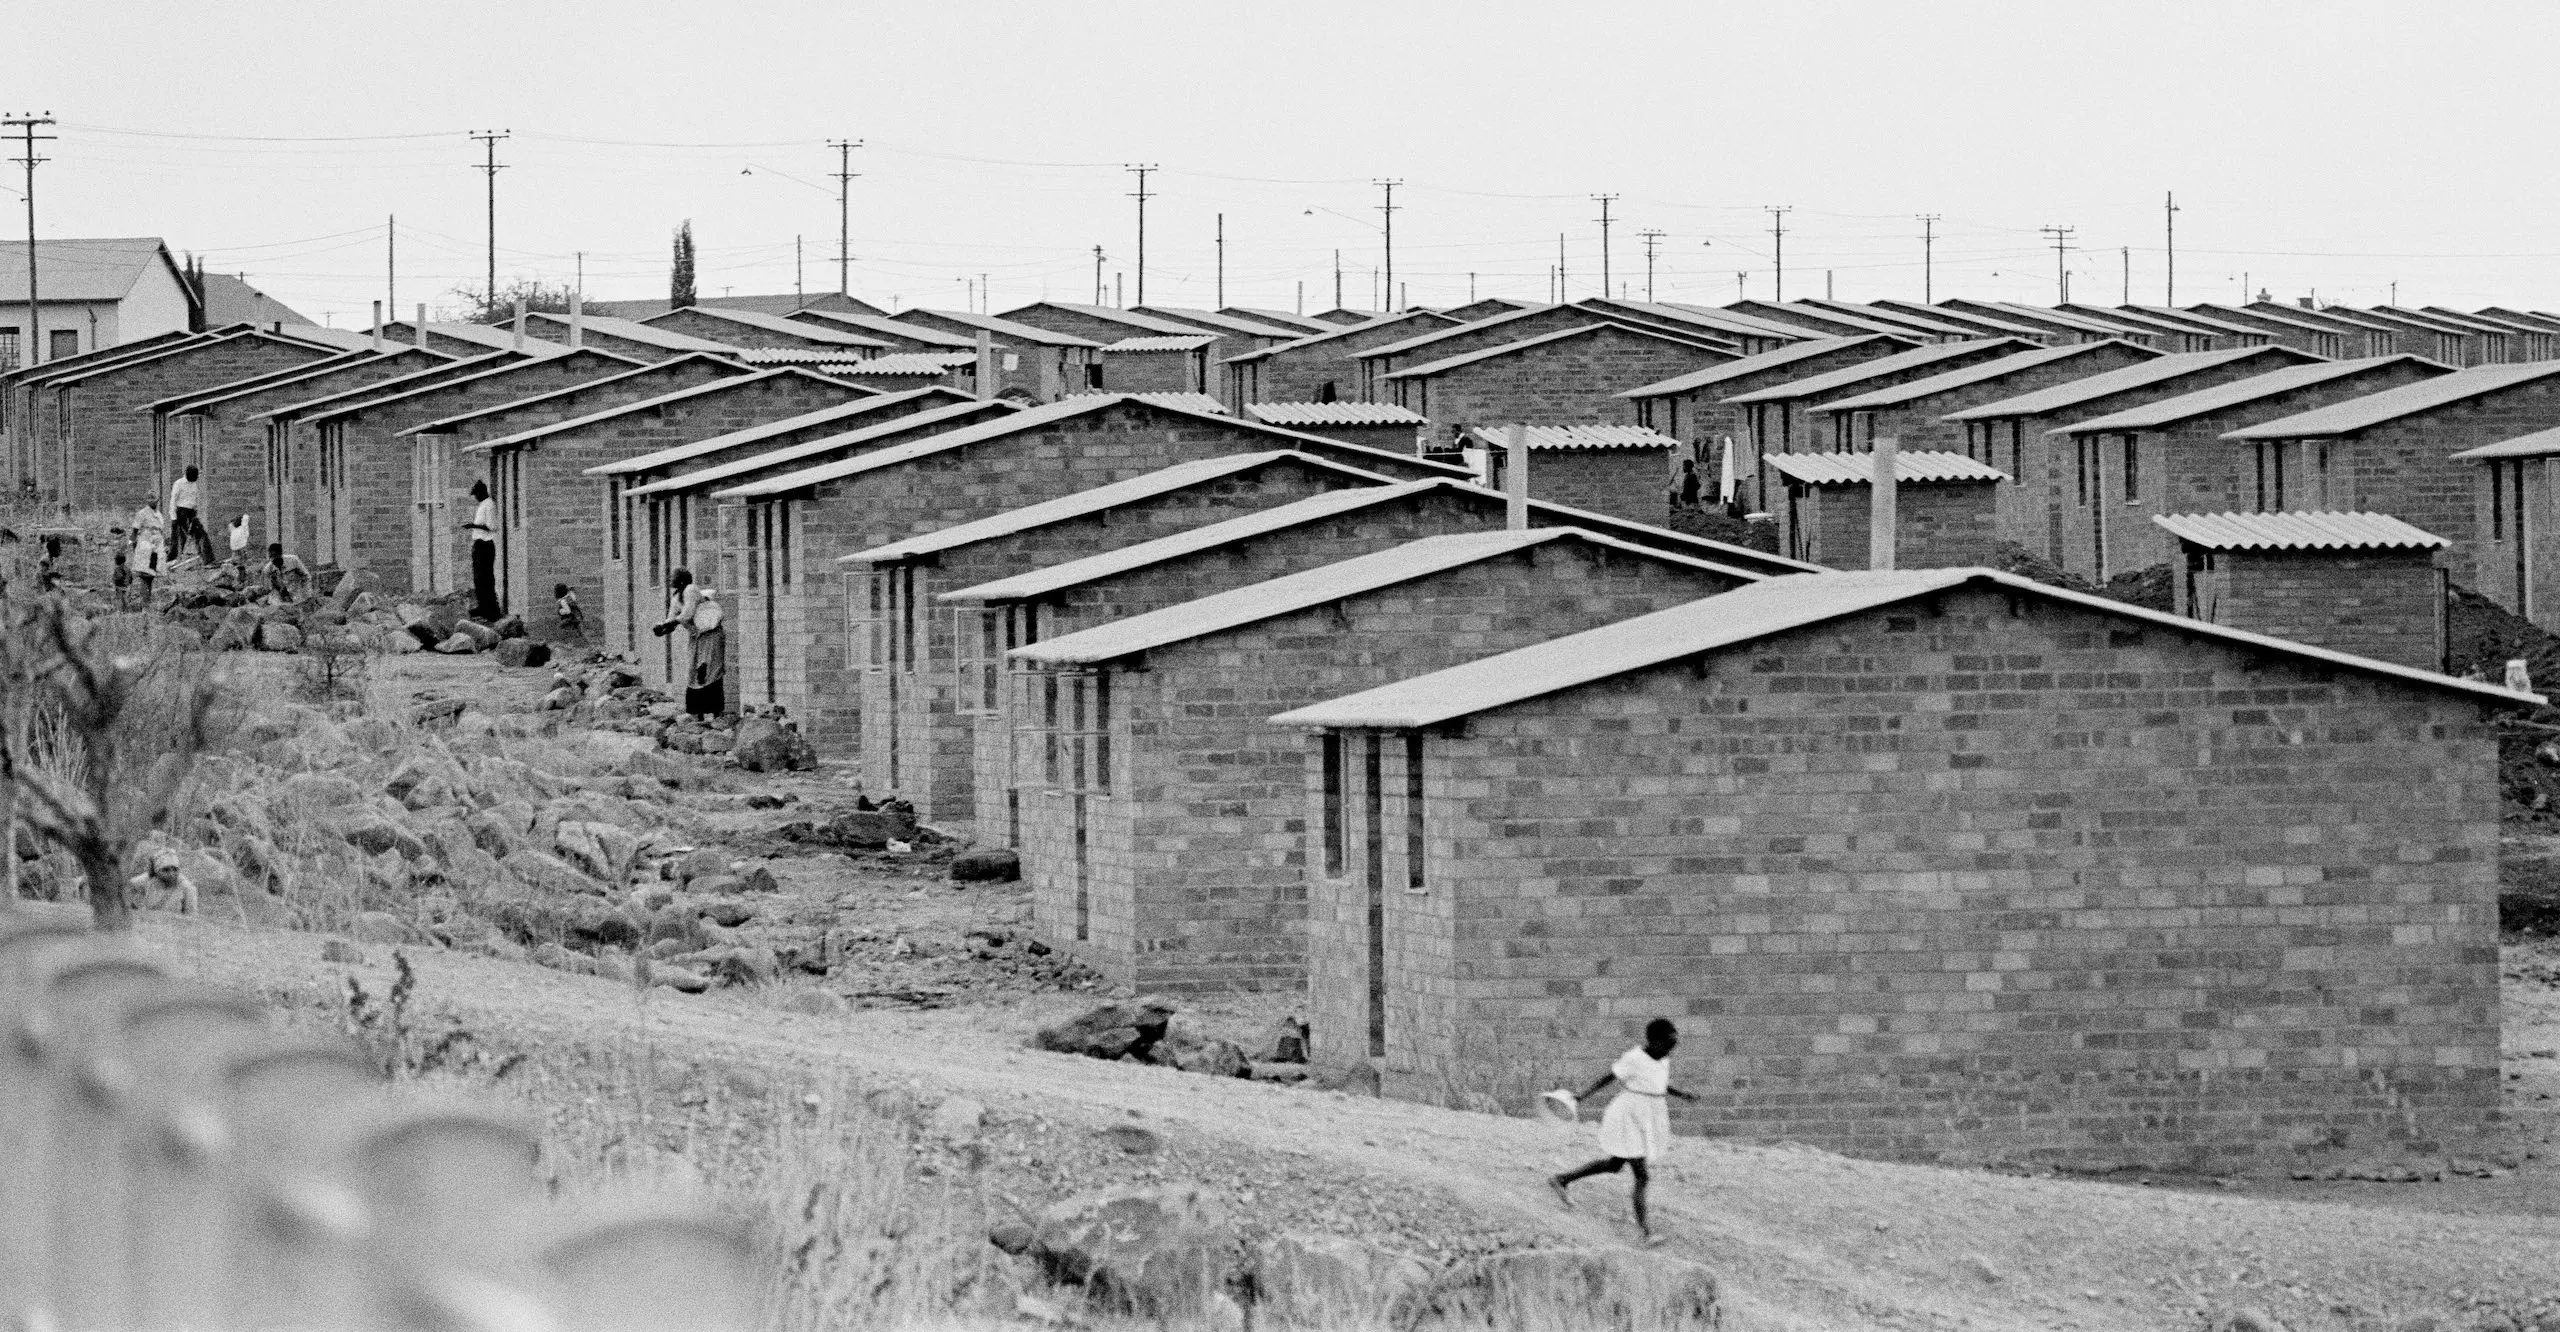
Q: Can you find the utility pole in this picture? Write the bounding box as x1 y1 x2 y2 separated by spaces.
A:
2164 191 2179 306
1591 194 1619 298
386 214 397 329
1374 179 1402 311
2121 246 2130 304
5 112 51 368
828 138 862 296
1093 246 1105 305
1215 213 1224 308
1557 233 1566 301
1333 249 1342 310
1469 271 1477 303
795 235 803 304
470 129 510 311
1637 229 1664 301
1736 271 1747 300
1124 164 1157 306
1765 206 1792 301
2040 225 2075 304
979 272 989 315
1916 214 1939 302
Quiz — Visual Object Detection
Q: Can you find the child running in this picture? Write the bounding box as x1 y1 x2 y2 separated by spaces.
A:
1548 1017 1699 1246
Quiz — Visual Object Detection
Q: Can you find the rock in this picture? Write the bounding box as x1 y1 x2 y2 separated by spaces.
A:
1100 1125 1161 1155
492 613 526 639
1392 1250 1719 1332
531 942 597 976
1961 1254 2001 1284
1175 1040 1251 1079
1035 999 1176 1062
709 946 779 987
1258 1016 1310 1064
1248 1063 1310 1084
433 632 479 654
540 685 580 711
949 848 1021 883
465 810 520 859
731 717 817 772
988 1220 1035 1256
645 907 710 949
255 621 305 652
1253 1232 1429 1330
555 821 640 885
493 639 552 669
320 939 366 965
930 1096 986 1139
687 874 743 897
327 570 372 614
675 848 729 884
703 900 754 927
651 966 710 994
1030 1184 1241 1319
336 811 427 860
813 809 915 850
409 697 467 728
507 848 606 897
209 617 253 652
453 619 503 650
777 988 847 1017
2210 1313 2290 1332
738 865 779 894
350 912 430 947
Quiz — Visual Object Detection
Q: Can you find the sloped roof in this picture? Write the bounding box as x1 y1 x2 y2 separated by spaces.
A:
2363 306 2490 336
2112 305 2275 339
197 273 313 327
1100 335 1220 353
274 325 384 352
648 306 887 347
1618 336 1890 399
791 309 978 348
721 349 872 367
2221 361 2560 440
585 292 882 321
1247 401 1426 426
2051 356 2450 435
1012 529 1756 668
1943 348 2298 422
250 351 522 422
1874 301 2052 339
1651 302 1826 342
0 237 185 304
1809 302 1982 338
2450 424 2560 461
298 347 641 425
1061 390 1227 414
620 398 1018 498
841 451 1396 564
1722 339 2032 405
1766 450 2006 484
522 311 741 353
1268 567 2533 731
897 308 1101 348
1220 306 1337 334
1223 309 1460 364
1384 322 1721 381
2150 510 2448 551
1132 306 1313 338
1458 423 1679 451
140 351 365 413
1356 304 1559 361
464 367 869 454
1002 302 1216 337
390 321 570 354
1968 302 2145 337
2062 305 2215 339
44 329 331 390
585 386 978 477
1733 302 1920 338
155 346 450 415
2189 303 2343 335
1816 342 2154 413
821 352 978 375
395 353 751 435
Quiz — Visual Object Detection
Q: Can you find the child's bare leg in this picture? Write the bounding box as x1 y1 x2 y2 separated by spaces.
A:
1629 1159 1652 1235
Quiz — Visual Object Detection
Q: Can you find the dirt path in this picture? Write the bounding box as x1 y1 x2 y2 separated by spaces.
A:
139 914 2560 1332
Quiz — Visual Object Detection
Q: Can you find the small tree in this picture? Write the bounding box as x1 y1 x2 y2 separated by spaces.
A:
450 278 587 327
670 220 697 310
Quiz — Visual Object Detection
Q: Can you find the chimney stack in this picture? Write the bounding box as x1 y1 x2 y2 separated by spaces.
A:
1505 423 1530 531
512 297 527 352
369 300 382 353
975 329 996 400
569 290 584 350
414 303 428 351
1868 434 1899 571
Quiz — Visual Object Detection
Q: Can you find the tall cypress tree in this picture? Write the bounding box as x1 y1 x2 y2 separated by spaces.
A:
670 220 698 309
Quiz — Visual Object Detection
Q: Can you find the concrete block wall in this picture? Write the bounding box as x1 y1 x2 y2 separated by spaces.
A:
648 308 851 351
44 337 335 510
2468 456 2560 632
1022 540 1755 994
1305 587 2502 1171
1356 307 1603 396
1095 349 1207 394
174 355 432 552
1501 445 1672 524
1818 343 2156 456
1393 327 1725 448
1781 480 2001 570
1632 339 1904 467
1736 344 2024 518
2176 546 2444 670
1224 315 1454 409
2313 384 2560 588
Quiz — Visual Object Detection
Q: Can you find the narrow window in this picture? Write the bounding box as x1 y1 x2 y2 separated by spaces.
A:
1093 671 1112 795
2255 444 2267 512
745 508 760 589
2010 420 2022 477
2272 443 2287 510
900 566 918 671
2493 461 2505 540
2075 438 2088 506
1067 675 1088 795
1364 733 1387 1058
607 479 622 559
1321 734 1344 876
2121 433 2140 503
778 501 793 587
1403 732 1426 893
1042 674 1061 787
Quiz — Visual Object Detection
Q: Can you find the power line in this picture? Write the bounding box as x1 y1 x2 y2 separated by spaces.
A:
1765 206 1792 301
1125 164 1158 306
2165 191 2181 305
2040 225 2076 304
1638 229 1664 301
470 129 509 309
1591 194 1620 299
828 138 862 296
1916 214 1940 302
7 111 55 369
1376 179 1402 311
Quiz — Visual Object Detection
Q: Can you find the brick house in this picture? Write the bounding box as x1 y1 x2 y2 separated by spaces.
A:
392 354 762 595
1352 302 1704 400
1621 335 1914 470
2451 426 2560 630
2215 361 2560 589
27 329 344 509
1008 529 1765 993
1938 300 2144 347
369 320 565 358
1309 307 1385 326
2048 356 2456 584
1384 323 1732 450
841 450 1405 829
1767 451 2004 568
1220 310 1460 411
1721 339 2032 514
1722 300 1926 342
708 396 1470 754
2186 304 2358 359
1219 307 1336 335
2255 304 2404 359
2359 308 2495 367
1466 424 1681 523
1093 336 1220 394
585 291 885 322
891 309 1101 401
517 311 742 362
2439 309 2558 362
582 387 992 671
1809 341 2159 455
2058 306 2252 353
1130 305 1312 347
3 329 199 487
2108 305 2287 351
789 309 981 354
1270 566 2522 1171
642 306 889 355
1571 299 1790 355
995 302 1265 371
784 352 978 394
1796 301 1986 343
148 347 451 552
1938 346 2321 562
2154 510 2448 669
1242 402 1425 456
1872 301 2057 343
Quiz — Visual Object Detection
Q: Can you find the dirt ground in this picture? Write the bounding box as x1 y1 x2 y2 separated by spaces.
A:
94 649 2560 1329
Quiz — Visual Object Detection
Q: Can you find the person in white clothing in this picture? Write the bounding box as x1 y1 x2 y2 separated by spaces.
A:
227 514 251 575
463 479 501 621
1548 1017 1698 1245
168 465 214 564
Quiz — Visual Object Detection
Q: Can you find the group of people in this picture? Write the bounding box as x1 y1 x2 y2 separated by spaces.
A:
113 465 233 609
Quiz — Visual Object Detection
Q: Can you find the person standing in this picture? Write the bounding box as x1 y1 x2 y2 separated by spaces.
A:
169 465 215 565
652 569 727 720
1548 1018 1699 1246
227 513 250 576
463 479 501 622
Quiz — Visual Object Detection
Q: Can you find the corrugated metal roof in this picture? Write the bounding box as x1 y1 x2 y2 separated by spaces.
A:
516 312 741 352
1099 335 1221 353
1457 423 1679 451
1011 529 1753 668
464 367 869 454
392 352 747 435
842 451 1394 563
1654 302 1826 341
723 349 869 366
620 398 1016 497
1001 302 1215 337
1131 306 1311 338
587 387 973 477
1765 450 2007 484
1268 567 2535 731
2052 356 2450 435
826 352 979 375
1062 391 1227 414
1223 310 1459 364
1973 302 2145 337
1873 302 2052 339
1809 302 1981 338
896 308 1103 348
2450 425 2560 460
1618 336 1888 399
1221 306 1337 334
1384 322 1722 382
652 306 888 347
1722 339 2031 405
1943 348 2292 421
1247 401 1426 426
1816 343 2149 413
2221 360 2560 440
1736 302 1918 338
790 309 977 348
1355 305 1554 361
2149 510 2449 551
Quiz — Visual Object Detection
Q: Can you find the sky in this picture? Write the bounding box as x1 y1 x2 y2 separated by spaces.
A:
5 1 2558 326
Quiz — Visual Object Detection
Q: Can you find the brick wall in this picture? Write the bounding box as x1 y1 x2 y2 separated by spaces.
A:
1095 349 1207 394
1736 344 2023 515
1780 479 2000 570
174 354 438 552
1223 314 1455 410
2053 358 2452 583
1261 421 1421 458
1021 538 1753 994
1356 307 1607 399
1816 344 2156 457
1303 586 2501 1171
2176 546 2444 670
2270 382 2560 589
49 336 336 510
1392 327 1727 449
895 311 1095 400
2467 456 2560 632
648 309 853 352
1631 339 1904 467
1499 445 1672 524
265 357 513 572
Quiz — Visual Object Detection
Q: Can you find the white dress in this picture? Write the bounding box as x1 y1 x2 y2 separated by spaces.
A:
1595 1046 1673 1161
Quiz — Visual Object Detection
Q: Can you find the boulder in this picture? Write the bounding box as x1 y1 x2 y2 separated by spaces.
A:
703 900 754 928
507 848 607 897
738 865 780 894
255 622 305 652
532 942 598 976
433 632 479 654
409 697 467 728
452 618 504 650
555 820 640 885
1253 1233 1430 1330
1034 999 1176 1062
674 848 729 884
540 685 580 711
949 848 1021 883
708 946 779 988
731 717 817 772
819 809 915 850
988 1221 1035 1256
350 911 431 947
687 873 743 897
1258 1016 1311 1065
1174 1040 1251 1080
651 965 710 994
327 570 373 614
1391 1250 1719 1332
493 639 552 669
320 939 366 965
335 811 427 861
1030 1184 1242 1319
209 617 254 652
492 613 527 639
466 809 521 859
929 1096 986 1140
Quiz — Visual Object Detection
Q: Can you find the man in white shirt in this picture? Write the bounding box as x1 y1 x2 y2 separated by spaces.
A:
227 513 250 574
168 465 215 564
464 478 501 621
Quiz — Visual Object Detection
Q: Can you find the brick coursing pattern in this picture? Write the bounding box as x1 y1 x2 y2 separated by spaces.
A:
1222 314 1456 410
1302 586 2501 1172
1779 479 2001 570
1811 344 2157 457
164 355 436 553
1391 327 1725 450
1733 344 2023 517
1503 445 1672 525
42 337 336 509
2174 547 2445 670
1629 340 1905 467
1355 307 1620 400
